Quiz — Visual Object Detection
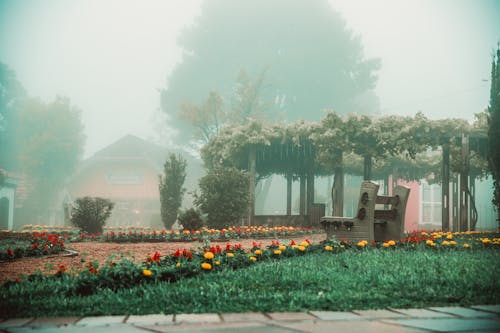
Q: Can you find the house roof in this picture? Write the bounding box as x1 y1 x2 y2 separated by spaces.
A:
92 134 168 166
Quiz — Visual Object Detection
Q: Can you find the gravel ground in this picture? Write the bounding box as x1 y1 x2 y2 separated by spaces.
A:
0 233 325 285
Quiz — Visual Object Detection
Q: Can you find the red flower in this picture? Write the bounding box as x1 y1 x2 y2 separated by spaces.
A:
58 264 66 272
149 251 161 264
290 240 296 246
31 242 39 249
7 248 14 256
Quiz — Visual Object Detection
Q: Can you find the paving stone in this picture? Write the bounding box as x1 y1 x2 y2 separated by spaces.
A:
0 318 33 328
382 318 500 332
471 305 500 314
146 322 277 333
309 311 362 321
390 308 455 318
76 315 126 326
26 317 81 327
220 312 269 322
8 324 147 333
277 319 427 333
353 309 409 319
126 314 174 325
174 313 221 324
429 306 497 318
267 312 316 321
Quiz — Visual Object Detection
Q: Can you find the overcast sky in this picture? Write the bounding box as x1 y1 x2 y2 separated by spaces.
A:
0 0 499 157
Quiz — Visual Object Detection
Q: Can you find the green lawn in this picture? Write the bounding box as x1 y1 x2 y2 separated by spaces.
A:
1 248 498 317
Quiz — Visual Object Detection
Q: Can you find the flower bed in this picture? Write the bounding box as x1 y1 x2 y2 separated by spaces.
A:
0 231 66 261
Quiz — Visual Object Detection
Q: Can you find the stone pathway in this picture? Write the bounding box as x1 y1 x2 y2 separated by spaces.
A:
1 305 499 333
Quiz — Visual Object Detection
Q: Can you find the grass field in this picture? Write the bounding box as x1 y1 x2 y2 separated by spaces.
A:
1 247 498 317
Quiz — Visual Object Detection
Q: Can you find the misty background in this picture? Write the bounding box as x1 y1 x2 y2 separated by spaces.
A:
1 0 498 157
0 0 499 228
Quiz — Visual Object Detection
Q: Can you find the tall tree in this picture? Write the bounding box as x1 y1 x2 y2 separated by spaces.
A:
0 62 26 171
488 45 500 225
159 153 187 229
161 0 380 143
16 97 85 222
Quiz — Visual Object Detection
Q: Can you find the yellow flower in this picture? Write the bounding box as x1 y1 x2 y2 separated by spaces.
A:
300 241 309 247
298 245 306 251
201 262 212 270
226 252 234 257
357 241 366 247
446 233 453 240
176 262 181 267
291 245 298 249
449 241 457 246
249 256 257 261
214 261 220 266
382 242 390 248
421 231 428 236
204 251 215 260
426 240 434 246
142 269 152 277
254 249 262 255
274 250 282 255
278 245 286 251
388 240 396 246
463 243 470 248
482 238 491 244
324 245 333 251
442 241 450 246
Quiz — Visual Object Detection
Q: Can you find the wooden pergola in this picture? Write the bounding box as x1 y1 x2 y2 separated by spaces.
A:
246 139 316 225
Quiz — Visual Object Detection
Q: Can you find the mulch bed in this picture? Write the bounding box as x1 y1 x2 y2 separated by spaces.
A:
0 234 325 285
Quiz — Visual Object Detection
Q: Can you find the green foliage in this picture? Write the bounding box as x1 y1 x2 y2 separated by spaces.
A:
1 246 498 317
488 46 500 223
201 112 488 181
159 153 187 229
161 0 381 143
194 167 250 229
71 197 114 234
177 208 204 231
0 63 26 171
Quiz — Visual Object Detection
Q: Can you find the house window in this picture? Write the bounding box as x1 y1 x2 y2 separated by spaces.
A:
106 171 143 185
420 181 442 225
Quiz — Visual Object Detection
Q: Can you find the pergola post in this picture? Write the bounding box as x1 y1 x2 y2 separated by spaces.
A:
459 134 469 231
363 155 372 181
452 174 459 231
286 173 292 216
299 174 306 215
248 146 256 226
333 150 344 216
307 169 314 214
441 143 450 231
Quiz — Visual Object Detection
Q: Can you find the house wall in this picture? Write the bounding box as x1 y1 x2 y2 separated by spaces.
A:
68 159 162 227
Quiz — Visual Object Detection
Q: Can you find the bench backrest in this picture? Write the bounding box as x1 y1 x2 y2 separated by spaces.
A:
373 184 411 241
355 181 380 241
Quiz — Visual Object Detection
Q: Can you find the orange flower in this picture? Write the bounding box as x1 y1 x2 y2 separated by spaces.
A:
201 262 212 270
142 269 152 277
204 251 215 260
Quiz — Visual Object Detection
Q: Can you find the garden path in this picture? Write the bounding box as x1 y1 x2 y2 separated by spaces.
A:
0 233 325 285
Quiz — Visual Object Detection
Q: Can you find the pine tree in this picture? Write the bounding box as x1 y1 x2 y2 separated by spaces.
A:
159 154 187 229
488 45 500 226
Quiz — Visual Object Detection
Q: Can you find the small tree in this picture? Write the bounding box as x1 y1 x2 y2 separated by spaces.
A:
159 153 187 229
178 208 204 231
71 197 114 234
194 167 250 229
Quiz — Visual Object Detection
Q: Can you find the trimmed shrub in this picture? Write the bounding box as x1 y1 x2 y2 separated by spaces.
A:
178 208 204 231
194 167 249 229
71 197 114 234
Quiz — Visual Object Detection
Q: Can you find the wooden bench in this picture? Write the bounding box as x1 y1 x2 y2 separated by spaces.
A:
320 180 410 242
